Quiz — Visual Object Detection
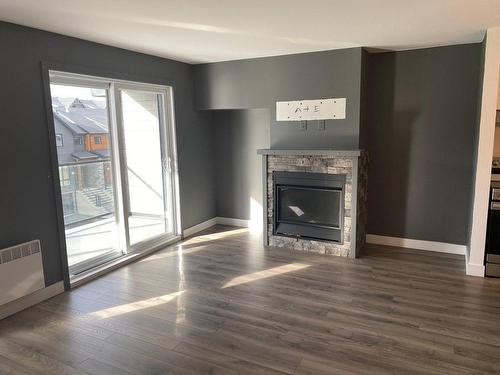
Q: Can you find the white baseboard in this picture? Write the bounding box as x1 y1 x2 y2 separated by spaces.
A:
466 261 485 277
366 234 466 255
182 217 250 238
216 217 250 228
0 280 64 320
183 217 218 238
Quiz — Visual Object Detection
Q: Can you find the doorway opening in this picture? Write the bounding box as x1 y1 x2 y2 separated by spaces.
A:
48 71 181 281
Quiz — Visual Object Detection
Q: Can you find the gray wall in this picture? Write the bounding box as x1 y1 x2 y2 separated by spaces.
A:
0 19 484 292
199 44 483 245
365 44 483 245
0 22 216 286
195 48 364 149
214 109 270 220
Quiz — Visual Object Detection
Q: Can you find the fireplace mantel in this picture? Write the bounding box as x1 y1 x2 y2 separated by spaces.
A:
257 149 361 157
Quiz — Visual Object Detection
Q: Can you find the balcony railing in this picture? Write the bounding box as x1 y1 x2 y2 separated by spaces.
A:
59 160 115 227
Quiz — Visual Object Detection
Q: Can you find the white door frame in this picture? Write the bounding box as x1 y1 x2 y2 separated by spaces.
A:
468 27 500 277
49 70 182 274
113 82 181 253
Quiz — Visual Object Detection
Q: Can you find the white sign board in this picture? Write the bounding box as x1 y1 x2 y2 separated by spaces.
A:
276 98 346 121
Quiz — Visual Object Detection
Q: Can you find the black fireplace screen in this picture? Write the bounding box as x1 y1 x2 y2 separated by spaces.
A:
277 186 341 228
273 171 345 242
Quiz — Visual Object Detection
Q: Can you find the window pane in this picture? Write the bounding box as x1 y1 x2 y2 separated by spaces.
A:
50 83 121 270
120 89 170 245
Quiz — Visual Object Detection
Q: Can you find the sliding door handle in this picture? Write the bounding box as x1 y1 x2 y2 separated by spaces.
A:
162 158 172 174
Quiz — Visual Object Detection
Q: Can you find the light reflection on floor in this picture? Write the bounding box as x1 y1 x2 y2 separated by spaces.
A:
138 227 254 263
88 290 185 319
75 226 310 321
85 264 311 319
65 216 165 266
221 263 311 288
138 245 209 262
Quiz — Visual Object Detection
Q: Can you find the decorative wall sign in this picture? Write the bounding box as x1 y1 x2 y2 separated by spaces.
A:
276 98 346 121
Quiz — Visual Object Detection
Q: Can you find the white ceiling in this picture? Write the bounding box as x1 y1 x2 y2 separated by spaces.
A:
1 0 499 64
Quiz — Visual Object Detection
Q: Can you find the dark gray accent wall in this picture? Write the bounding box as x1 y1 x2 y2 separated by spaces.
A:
359 49 370 150
200 44 483 245
0 22 216 286
214 109 270 220
195 48 364 149
365 44 483 245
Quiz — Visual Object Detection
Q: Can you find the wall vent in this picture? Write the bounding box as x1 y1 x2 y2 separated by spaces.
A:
0 240 45 306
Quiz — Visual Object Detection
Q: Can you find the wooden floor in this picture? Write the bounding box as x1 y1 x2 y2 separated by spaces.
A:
1 225 500 375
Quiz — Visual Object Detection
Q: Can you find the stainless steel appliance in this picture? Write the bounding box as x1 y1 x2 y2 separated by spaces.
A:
485 175 500 277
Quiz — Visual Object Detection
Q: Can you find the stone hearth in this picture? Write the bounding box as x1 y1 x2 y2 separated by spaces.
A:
257 150 367 258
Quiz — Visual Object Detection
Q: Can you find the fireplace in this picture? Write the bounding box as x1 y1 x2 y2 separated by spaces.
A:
273 171 345 242
258 149 367 258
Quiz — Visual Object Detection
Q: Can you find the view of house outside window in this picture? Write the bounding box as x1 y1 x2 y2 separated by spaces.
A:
55 134 63 147
50 85 114 227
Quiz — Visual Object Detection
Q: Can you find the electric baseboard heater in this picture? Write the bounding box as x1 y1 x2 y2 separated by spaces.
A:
0 240 45 306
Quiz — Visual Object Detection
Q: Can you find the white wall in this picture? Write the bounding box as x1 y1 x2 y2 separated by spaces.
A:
468 27 500 276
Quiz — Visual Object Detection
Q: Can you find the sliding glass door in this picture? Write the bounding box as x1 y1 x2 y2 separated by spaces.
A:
49 82 123 274
116 87 173 247
49 72 180 280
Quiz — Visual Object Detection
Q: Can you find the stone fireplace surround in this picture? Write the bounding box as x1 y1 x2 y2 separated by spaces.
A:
257 149 367 258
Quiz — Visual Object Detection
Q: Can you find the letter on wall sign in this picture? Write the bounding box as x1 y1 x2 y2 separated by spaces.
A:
276 98 346 121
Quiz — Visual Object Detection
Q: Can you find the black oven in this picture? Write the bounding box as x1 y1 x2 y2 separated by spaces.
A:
485 183 500 277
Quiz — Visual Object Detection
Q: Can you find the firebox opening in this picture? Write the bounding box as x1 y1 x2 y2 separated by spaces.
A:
273 171 345 243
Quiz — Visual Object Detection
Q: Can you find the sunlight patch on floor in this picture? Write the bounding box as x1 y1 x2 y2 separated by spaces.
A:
175 244 186 335
221 263 311 289
184 227 249 245
139 228 251 263
138 245 208 262
88 290 184 319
